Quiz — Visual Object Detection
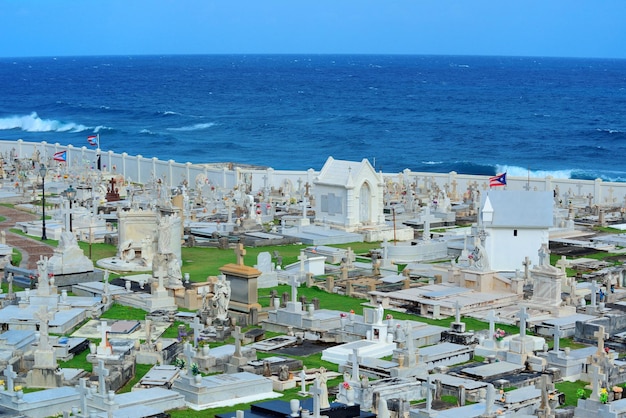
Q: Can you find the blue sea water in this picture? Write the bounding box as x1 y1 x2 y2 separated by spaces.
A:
0 54 625 180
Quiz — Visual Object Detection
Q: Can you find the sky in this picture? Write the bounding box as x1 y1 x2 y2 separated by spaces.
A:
0 1 625 59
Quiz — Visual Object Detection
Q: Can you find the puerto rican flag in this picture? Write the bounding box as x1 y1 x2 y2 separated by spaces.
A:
87 135 98 146
53 150 67 162
489 172 507 187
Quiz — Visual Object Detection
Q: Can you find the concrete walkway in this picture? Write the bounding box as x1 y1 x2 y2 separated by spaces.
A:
0 205 54 270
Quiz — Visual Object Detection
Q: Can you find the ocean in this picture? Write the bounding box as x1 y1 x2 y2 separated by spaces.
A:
0 54 625 180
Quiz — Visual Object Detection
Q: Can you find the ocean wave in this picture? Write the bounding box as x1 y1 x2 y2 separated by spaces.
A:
0 112 90 133
421 161 443 165
158 110 182 117
167 122 216 132
596 128 623 134
495 164 573 179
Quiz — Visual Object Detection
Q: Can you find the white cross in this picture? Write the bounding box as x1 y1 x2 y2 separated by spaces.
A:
454 300 461 323
590 280 598 307
309 377 323 418
183 342 197 377
34 305 55 350
351 348 360 382
552 324 563 353
3 364 17 392
94 360 110 396
78 377 92 416
518 306 530 337
97 320 112 350
232 326 243 357
590 364 606 401
424 375 436 411
594 325 608 355
486 310 498 341
190 316 203 348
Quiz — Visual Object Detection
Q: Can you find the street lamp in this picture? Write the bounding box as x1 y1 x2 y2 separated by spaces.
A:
65 185 76 233
39 164 47 240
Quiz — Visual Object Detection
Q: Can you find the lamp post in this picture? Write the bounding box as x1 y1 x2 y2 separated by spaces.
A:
39 165 47 240
65 185 76 233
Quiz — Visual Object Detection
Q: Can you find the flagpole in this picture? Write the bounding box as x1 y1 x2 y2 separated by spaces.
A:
96 134 101 171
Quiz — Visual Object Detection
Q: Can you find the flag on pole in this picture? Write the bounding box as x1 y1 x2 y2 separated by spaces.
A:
53 150 67 162
87 135 98 146
489 172 507 187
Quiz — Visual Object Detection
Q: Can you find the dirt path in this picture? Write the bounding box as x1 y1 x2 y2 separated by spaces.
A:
0 205 54 270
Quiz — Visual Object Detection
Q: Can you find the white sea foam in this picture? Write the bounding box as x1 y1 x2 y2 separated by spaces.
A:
421 161 443 165
167 123 216 132
495 164 573 179
0 112 90 133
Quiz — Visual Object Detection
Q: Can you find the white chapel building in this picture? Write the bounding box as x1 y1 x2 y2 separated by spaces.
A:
480 190 554 272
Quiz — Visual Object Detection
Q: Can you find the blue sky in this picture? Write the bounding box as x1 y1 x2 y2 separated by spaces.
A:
1 1 624 58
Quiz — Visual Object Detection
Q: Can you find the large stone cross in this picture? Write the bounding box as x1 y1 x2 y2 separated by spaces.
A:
290 274 299 303
232 326 243 358
589 363 606 401
78 377 92 416
190 316 203 348
235 243 246 266
183 342 197 378
309 377 323 418
518 306 530 337
594 325 608 355
590 280 598 307
486 310 498 341
454 300 462 323
350 348 360 382
3 364 17 392
34 305 56 350
97 320 112 351
424 375 436 411
154 263 167 291
94 360 110 396
552 324 564 353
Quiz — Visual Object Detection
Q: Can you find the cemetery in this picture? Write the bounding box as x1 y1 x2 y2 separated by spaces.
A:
4 142 626 417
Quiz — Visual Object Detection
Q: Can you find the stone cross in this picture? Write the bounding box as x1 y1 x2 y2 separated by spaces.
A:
518 306 530 337
589 363 606 401
424 375 436 411
6 272 13 299
154 263 167 291
232 326 243 358
299 367 307 394
183 342 197 377
290 274 299 303
97 321 112 351
3 364 17 392
34 305 55 350
309 377 323 418
454 300 461 323
94 360 110 396
590 280 598 307
145 319 152 345
351 348 360 382
235 243 246 266
298 250 307 281
522 256 532 282
552 324 563 353
594 325 608 355
404 321 416 364
486 310 498 341
190 316 203 348
485 383 495 415
78 378 91 417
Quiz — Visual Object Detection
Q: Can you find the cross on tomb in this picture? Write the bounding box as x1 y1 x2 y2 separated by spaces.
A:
424 375 436 412
486 310 498 341
97 321 112 352
485 384 496 415
290 274 299 304
350 348 360 382
154 264 167 291
594 325 608 355
590 280 598 307
3 364 17 392
232 326 244 358
309 377 323 418
190 316 203 348
298 250 307 280
78 377 92 417
518 306 530 337
454 300 462 323
182 342 197 377
522 256 532 281
34 305 55 350
589 363 606 401
552 324 564 353
94 360 110 397
234 243 246 266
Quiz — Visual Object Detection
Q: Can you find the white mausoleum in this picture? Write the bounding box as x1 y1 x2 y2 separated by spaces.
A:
481 190 553 272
